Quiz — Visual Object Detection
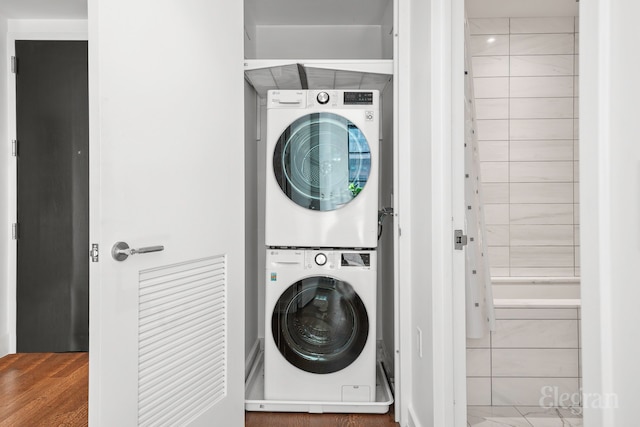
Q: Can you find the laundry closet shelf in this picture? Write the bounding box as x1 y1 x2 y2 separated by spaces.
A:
245 351 394 414
244 59 393 97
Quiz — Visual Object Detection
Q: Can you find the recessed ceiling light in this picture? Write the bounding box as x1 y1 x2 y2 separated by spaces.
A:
487 37 496 43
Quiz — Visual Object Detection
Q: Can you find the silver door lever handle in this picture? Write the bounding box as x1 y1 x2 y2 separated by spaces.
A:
112 241 164 261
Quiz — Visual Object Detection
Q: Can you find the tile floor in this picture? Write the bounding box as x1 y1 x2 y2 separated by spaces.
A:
468 406 583 427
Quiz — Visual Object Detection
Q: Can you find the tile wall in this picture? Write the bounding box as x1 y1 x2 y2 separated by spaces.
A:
469 17 580 278
466 306 582 407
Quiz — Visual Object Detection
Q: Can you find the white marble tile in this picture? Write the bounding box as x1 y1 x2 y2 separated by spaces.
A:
573 183 579 203
510 55 574 77
573 204 580 225
573 119 579 138
510 98 574 119
477 120 509 140
472 35 510 56
493 378 580 406
574 246 580 268
573 98 579 118
483 183 510 203
574 226 580 246
574 54 579 76
472 56 510 77
481 162 509 182
469 18 510 35
573 76 579 96
468 333 491 348
492 348 579 377
484 204 510 224
510 17 575 34
476 99 509 119
494 308 579 320
575 17 580 33
486 225 510 246
492 267 511 277
510 140 574 162
573 161 579 182
475 77 510 98
518 407 583 426
510 204 574 225
467 348 492 377
511 267 575 277
510 119 574 141
510 183 573 204
479 140 509 161
468 406 532 427
510 34 574 55
510 77 573 98
575 34 580 55
467 377 492 406
492 319 579 348
510 162 573 183
510 246 574 268
573 140 579 160
489 246 510 268
510 225 574 246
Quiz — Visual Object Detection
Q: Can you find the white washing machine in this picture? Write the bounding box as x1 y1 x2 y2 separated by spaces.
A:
264 249 377 402
265 89 379 248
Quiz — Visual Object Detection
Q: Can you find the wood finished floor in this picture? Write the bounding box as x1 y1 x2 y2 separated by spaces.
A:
0 353 398 426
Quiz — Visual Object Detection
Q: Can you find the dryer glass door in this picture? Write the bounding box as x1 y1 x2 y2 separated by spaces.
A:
272 276 369 374
273 112 371 211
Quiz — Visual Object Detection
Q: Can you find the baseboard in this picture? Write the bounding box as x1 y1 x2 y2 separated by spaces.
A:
245 338 263 381
0 332 10 358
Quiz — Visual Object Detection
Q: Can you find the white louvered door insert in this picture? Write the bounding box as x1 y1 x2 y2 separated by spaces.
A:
138 255 227 426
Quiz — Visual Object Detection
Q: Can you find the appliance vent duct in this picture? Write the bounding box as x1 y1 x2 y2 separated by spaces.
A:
137 255 227 426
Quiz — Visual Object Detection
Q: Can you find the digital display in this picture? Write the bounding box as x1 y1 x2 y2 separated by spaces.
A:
344 92 373 105
341 253 371 267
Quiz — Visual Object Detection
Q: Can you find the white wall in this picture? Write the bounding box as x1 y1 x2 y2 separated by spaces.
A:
581 1 640 426
0 13 9 357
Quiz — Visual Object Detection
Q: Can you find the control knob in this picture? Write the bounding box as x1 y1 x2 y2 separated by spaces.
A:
315 253 328 266
317 92 330 104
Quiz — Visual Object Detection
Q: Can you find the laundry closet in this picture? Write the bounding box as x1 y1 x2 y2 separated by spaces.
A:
242 0 398 415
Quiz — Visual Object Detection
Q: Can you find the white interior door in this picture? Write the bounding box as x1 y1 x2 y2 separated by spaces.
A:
88 1 245 425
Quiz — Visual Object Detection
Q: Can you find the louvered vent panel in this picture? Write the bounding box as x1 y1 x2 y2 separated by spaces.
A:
138 255 227 427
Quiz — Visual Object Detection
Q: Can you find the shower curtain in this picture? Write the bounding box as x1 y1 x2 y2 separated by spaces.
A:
464 18 496 339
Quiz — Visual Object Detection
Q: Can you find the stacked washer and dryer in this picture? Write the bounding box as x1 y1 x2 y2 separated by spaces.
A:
264 89 380 404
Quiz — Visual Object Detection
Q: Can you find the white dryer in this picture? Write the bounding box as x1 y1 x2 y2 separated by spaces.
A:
264 249 377 403
265 90 379 248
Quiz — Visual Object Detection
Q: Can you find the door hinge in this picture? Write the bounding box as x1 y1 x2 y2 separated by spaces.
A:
11 140 18 157
454 229 467 250
11 56 17 74
90 243 100 262
12 223 19 240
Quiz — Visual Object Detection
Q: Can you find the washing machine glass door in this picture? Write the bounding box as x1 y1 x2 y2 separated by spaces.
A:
273 112 371 211
271 276 369 374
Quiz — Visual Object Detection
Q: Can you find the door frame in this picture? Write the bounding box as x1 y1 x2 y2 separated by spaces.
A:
446 1 612 426
5 20 88 353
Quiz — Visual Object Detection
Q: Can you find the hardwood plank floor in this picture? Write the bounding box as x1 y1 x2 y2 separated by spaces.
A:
0 353 398 426
0 352 88 427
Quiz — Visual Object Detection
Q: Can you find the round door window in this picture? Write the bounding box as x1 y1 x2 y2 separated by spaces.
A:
271 276 369 374
273 112 371 211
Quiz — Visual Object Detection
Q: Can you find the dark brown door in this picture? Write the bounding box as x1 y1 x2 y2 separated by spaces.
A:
15 40 89 352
